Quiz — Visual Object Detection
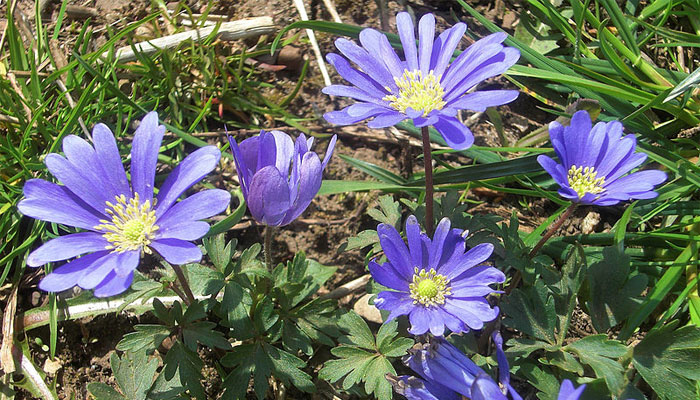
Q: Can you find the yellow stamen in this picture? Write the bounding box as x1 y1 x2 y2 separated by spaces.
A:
409 267 451 307
567 165 606 198
94 193 158 253
383 70 446 117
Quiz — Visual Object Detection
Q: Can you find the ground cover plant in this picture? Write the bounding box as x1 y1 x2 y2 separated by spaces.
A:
0 0 699 399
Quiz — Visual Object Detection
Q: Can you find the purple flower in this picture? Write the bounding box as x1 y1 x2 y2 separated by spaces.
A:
228 130 336 226
370 215 504 336
557 380 586 400
392 333 522 400
537 110 667 206
322 11 519 150
18 112 230 297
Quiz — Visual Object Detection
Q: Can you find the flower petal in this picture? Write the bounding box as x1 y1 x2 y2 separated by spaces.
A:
18 179 104 230
406 215 430 269
150 238 202 265
281 152 323 225
247 166 290 226
447 90 519 112
92 123 130 197
156 189 230 230
470 374 507 400
155 146 221 217
44 153 111 214
432 22 467 77
77 250 139 288
322 135 337 170
443 297 499 330
369 260 409 291
374 290 415 322
538 155 569 189
433 116 474 151
441 243 495 280
130 111 165 203
93 270 134 298
378 223 413 280
368 112 408 128
156 221 211 241
333 38 395 88
417 13 436 75
27 232 108 267
428 217 451 270
38 251 110 292
62 135 123 205
396 12 419 71
326 52 389 97
322 84 386 104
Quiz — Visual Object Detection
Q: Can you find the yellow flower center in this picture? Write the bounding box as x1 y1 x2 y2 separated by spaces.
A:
409 268 451 307
567 165 606 198
94 193 158 253
382 70 446 117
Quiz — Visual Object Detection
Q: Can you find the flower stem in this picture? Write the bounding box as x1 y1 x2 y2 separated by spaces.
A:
528 203 577 258
171 264 195 306
506 203 577 294
264 226 274 271
421 126 435 235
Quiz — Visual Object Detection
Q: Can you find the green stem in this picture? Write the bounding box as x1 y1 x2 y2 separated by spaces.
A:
171 264 195 306
506 203 577 294
421 126 435 235
264 226 274 271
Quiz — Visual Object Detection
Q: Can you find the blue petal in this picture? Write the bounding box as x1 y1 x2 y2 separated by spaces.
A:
396 12 418 71
374 290 415 322
150 238 202 265
417 13 436 75
326 52 389 97
470 374 508 400
367 112 408 128
280 152 322 225
18 179 104 230
333 38 395 88
557 380 587 400
447 90 519 111
433 115 474 150
130 112 165 203
378 223 413 280
247 166 290 226
369 260 409 291
93 270 134 297
155 146 221 217
27 232 108 267
38 251 110 292
156 189 230 228
92 123 131 198
432 22 467 77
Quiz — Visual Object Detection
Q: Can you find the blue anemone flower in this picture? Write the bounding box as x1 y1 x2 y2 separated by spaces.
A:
370 215 504 336
537 110 666 206
19 112 230 297
228 130 336 226
391 333 522 400
322 11 519 150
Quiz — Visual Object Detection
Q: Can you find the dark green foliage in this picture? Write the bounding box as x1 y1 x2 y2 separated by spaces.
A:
319 312 413 400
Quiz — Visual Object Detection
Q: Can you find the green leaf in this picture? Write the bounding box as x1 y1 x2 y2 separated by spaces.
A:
88 383 126 400
367 195 402 228
565 335 627 394
116 325 171 354
376 319 413 357
263 343 315 393
513 10 560 55
147 365 185 400
547 244 586 344
202 233 236 274
163 342 205 400
346 229 379 251
182 321 231 351
338 311 376 350
632 322 700 400
502 279 558 344
320 312 410 400
586 246 648 332
111 351 159 400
